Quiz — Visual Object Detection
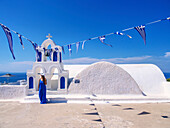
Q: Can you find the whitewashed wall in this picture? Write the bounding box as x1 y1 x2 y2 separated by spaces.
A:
119 64 166 96
65 62 170 96
0 85 27 99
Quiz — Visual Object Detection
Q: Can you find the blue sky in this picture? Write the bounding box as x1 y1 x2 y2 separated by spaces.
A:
0 0 170 72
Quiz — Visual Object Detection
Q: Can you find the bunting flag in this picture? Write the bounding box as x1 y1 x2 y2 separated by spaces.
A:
29 40 40 61
115 31 124 35
37 50 41 61
167 17 170 21
76 42 80 53
27 39 43 61
134 25 146 45
68 44 72 55
127 34 132 38
0 17 169 58
61 46 65 54
82 40 86 50
98 36 112 47
28 39 38 51
0 24 15 59
114 31 132 38
18 34 24 49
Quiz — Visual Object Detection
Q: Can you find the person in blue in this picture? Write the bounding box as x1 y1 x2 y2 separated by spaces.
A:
38 73 47 104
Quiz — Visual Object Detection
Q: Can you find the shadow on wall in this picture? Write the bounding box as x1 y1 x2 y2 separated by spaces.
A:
67 78 74 88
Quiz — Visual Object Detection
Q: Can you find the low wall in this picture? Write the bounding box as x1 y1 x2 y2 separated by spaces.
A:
0 85 28 99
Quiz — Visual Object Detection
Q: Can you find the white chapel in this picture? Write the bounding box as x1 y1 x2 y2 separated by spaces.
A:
27 34 69 92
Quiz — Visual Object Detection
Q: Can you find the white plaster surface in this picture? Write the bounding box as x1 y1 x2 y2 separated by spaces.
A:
65 62 170 96
162 82 170 96
68 62 143 95
0 85 27 99
118 64 167 96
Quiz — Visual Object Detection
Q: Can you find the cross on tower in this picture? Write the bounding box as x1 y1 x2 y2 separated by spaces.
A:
46 33 52 39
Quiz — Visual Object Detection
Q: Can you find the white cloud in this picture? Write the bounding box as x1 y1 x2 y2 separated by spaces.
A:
12 61 33 65
0 56 154 72
1 55 170 72
63 57 99 64
63 56 152 64
102 56 152 63
164 52 170 57
0 61 33 72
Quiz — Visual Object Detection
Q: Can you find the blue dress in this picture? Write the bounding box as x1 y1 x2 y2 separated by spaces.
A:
39 80 46 104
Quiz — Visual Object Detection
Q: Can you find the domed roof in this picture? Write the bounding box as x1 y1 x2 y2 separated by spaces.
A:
68 61 143 95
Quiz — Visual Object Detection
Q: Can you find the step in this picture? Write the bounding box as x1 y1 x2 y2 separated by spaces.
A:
27 89 68 95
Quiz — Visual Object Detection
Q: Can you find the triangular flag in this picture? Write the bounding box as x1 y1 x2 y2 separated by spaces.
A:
18 34 24 49
115 31 124 35
28 39 38 51
67 44 72 55
82 40 86 50
127 34 132 38
0 24 15 59
114 31 132 38
76 42 80 53
61 46 65 54
134 25 146 45
27 39 41 61
98 36 112 47
37 50 41 62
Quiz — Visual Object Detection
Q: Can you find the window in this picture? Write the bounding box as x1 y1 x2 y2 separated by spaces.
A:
60 77 65 89
29 77 33 89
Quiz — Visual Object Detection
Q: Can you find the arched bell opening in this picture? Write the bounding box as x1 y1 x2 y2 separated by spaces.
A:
53 51 58 62
44 44 52 62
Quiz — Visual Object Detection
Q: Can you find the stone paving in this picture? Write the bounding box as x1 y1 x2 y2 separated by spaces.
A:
0 102 170 128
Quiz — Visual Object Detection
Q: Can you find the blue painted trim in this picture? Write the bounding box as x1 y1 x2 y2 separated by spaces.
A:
60 77 65 89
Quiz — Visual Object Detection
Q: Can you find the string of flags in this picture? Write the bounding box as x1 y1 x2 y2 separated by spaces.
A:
0 17 169 59
0 23 38 59
59 17 169 55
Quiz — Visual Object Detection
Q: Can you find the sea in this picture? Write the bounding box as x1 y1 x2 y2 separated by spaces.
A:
0 73 27 85
0 72 170 85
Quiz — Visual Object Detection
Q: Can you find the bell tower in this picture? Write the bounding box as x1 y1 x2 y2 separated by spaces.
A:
27 34 69 94
35 33 62 63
